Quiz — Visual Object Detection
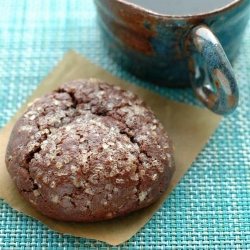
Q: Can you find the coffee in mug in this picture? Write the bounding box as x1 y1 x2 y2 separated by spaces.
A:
125 0 236 15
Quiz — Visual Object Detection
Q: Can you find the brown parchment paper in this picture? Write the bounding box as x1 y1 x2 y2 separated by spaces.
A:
0 50 222 245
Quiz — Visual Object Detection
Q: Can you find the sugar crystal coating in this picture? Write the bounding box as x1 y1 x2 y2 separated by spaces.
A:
5 79 175 222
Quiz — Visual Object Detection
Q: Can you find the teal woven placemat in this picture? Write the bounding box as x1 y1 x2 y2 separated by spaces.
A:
0 1 250 249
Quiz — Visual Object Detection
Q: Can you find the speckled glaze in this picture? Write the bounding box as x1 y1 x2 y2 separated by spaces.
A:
94 0 250 115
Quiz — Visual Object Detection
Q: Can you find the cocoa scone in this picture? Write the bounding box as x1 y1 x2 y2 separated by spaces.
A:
5 79 175 222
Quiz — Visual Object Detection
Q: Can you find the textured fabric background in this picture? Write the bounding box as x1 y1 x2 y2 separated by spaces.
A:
0 1 250 249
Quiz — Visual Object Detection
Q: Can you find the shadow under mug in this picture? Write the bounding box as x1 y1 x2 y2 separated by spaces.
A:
94 0 250 115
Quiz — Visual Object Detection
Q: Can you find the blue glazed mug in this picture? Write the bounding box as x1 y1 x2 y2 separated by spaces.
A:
94 0 250 115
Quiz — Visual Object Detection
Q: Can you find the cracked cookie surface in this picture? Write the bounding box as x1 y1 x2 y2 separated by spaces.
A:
5 79 175 222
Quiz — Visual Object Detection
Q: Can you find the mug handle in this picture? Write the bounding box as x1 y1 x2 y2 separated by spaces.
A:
187 25 239 115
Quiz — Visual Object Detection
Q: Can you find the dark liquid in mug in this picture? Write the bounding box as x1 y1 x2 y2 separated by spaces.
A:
125 0 236 15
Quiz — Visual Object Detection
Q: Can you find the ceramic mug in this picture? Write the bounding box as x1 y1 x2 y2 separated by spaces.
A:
94 0 250 115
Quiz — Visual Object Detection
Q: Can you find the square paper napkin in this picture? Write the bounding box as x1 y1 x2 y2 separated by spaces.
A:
0 51 221 245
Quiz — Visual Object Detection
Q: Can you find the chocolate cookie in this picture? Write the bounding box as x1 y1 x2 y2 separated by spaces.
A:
5 79 175 222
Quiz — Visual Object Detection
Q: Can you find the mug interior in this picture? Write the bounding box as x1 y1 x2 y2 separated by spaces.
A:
118 0 241 17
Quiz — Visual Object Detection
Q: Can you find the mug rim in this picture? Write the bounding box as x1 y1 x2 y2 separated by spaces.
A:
115 0 243 19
